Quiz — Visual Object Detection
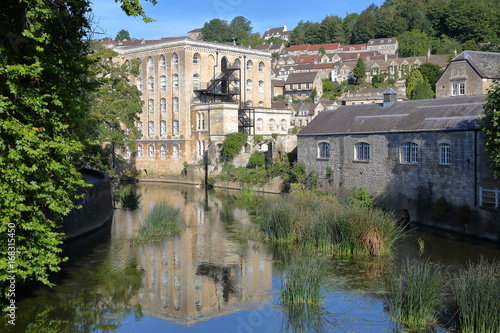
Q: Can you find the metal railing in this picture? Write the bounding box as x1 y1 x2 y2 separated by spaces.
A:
479 187 499 208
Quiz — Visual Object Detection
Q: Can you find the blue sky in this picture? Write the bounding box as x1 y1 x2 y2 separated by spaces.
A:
89 0 385 41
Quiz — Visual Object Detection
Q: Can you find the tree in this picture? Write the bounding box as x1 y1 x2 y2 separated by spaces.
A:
320 15 345 44
481 80 500 178
201 18 231 43
416 62 443 93
229 16 252 42
0 0 155 289
411 81 434 100
406 69 425 99
352 6 377 44
398 29 432 57
353 57 367 85
115 29 131 42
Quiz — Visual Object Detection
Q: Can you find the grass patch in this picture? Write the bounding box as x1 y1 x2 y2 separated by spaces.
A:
388 257 448 328
136 202 182 242
452 258 500 333
118 188 142 210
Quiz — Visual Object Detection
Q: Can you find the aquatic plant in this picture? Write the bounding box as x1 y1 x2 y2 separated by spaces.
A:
348 188 373 208
388 257 448 328
452 258 500 333
119 188 142 210
136 202 182 241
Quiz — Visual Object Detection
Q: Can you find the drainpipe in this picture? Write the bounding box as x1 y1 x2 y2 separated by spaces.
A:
474 128 479 206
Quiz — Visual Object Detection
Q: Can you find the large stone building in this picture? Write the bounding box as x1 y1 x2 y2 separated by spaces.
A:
112 37 291 176
297 91 500 235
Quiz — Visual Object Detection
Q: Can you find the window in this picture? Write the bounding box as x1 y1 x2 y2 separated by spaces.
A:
234 58 241 68
246 100 252 107
269 119 275 131
160 145 166 159
173 97 179 112
256 118 263 131
258 61 264 72
281 119 286 131
306 83 310 89
198 140 205 157
137 121 143 134
160 55 166 66
401 142 418 163
173 52 179 65
148 121 154 136
148 144 154 158
137 59 141 74
197 113 205 130
148 99 154 113
137 145 143 158
193 53 200 64
246 79 252 93
136 78 142 91
160 120 166 136
258 80 264 93
173 120 179 135
173 74 179 88
160 98 166 112
148 76 154 90
193 73 200 89
160 75 166 89
258 101 264 107
148 57 153 69
173 145 179 159
125 147 131 158
440 143 451 165
318 142 330 159
246 60 253 71
452 82 465 96
355 142 370 161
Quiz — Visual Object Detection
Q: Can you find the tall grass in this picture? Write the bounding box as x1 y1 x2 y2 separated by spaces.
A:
116 188 142 210
388 257 448 328
452 258 500 333
259 193 402 256
136 202 182 242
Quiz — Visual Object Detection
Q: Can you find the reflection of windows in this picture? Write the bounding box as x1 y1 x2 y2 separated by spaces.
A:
355 142 370 161
148 121 154 136
160 145 166 158
440 143 451 165
318 142 330 159
148 144 154 158
401 142 418 164
173 120 179 135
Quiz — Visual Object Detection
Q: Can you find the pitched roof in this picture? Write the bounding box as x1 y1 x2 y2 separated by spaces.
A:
298 94 486 136
285 71 318 84
297 55 319 64
288 44 310 52
451 51 500 79
308 43 340 52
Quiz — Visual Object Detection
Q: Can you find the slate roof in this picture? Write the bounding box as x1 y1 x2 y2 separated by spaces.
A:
285 72 318 84
451 51 500 79
298 95 486 136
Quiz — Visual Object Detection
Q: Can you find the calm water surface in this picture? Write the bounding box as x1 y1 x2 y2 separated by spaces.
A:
6 183 500 332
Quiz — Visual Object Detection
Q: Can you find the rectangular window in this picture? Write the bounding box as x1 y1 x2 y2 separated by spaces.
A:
355 142 370 161
401 142 418 163
440 144 451 165
452 82 465 96
318 142 330 159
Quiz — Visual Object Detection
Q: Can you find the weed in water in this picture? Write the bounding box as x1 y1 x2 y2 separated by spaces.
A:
136 202 182 241
120 188 142 210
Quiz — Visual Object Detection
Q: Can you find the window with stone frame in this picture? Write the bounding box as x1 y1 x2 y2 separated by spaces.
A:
160 145 166 159
256 118 263 131
160 55 166 66
401 142 418 163
173 74 179 88
148 121 154 136
160 120 167 136
137 145 143 158
439 143 451 165
318 142 330 159
173 97 179 112
246 79 252 92
148 76 154 90
160 75 166 89
148 144 154 158
173 120 179 135
173 145 179 159
452 81 465 96
269 119 275 131
193 53 200 64
258 61 264 72
193 73 200 89
160 98 166 112
246 60 253 71
258 80 264 93
173 52 179 65
148 99 154 113
355 142 370 161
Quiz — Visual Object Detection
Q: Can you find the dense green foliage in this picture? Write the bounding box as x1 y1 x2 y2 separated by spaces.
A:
353 57 367 84
247 151 265 168
481 80 500 178
286 0 500 55
201 16 253 44
115 29 131 42
0 0 155 288
136 202 182 242
349 188 374 208
220 133 248 161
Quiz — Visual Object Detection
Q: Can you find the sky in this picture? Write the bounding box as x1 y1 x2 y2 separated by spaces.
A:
89 0 385 41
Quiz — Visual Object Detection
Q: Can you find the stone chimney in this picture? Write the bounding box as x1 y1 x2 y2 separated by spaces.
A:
284 24 288 31
383 88 398 107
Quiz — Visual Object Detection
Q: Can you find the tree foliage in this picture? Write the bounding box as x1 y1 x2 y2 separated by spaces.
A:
201 16 253 44
115 29 131 42
353 57 367 84
220 133 248 161
481 80 500 178
0 0 156 288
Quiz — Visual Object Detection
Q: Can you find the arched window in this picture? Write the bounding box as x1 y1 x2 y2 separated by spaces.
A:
148 144 154 158
246 60 253 71
439 143 451 165
280 119 286 131
173 145 179 159
193 73 200 89
160 75 166 89
160 120 166 136
198 140 205 157
258 61 264 72
148 76 154 90
160 98 166 112
173 120 179 135
173 97 179 112
136 78 142 91
148 56 154 69
246 100 252 107
173 52 179 65
160 55 166 66
148 99 154 113
246 79 252 92
193 53 200 64
137 121 143 134
355 142 370 161
269 118 275 131
148 121 154 136
258 101 264 107
256 118 263 131
160 145 166 159
318 142 330 159
401 142 418 163
173 74 179 88
137 145 143 158
234 58 241 68
258 80 264 93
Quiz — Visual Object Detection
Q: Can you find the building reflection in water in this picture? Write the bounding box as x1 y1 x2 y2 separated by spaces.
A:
111 183 273 326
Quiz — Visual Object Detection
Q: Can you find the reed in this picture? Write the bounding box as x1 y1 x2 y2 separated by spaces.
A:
136 202 182 241
119 188 142 210
388 257 448 328
452 258 500 333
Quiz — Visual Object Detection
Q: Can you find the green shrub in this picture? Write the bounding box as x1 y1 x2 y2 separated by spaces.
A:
432 196 452 222
247 151 265 169
349 188 373 208
290 162 306 184
220 133 248 161
120 188 142 210
206 177 216 186
253 134 264 143
306 168 318 190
